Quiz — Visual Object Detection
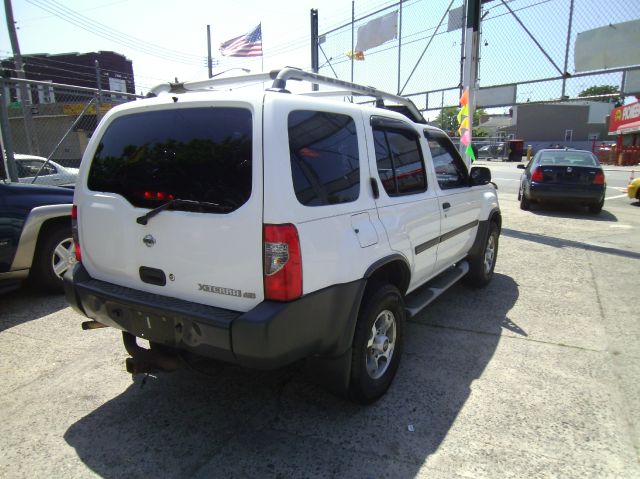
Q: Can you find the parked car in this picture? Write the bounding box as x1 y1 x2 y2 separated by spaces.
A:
9 154 79 186
517 149 606 213
477 143 505 159
64 67 501 402
0 179 75 294
596 143 616 153
627 177 640 202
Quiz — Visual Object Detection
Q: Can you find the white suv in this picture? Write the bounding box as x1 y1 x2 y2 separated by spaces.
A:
65 68 501 402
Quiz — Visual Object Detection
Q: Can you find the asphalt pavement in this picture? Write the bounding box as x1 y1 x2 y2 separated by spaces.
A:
1 171 639 478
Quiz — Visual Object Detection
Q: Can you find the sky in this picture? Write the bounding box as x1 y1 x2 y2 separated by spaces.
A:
1 0 387 94
1 0 638 116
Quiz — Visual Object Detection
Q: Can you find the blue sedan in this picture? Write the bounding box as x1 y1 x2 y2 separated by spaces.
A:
517 149 606 214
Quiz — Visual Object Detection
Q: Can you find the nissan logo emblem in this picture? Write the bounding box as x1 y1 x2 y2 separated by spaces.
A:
143 234 156 247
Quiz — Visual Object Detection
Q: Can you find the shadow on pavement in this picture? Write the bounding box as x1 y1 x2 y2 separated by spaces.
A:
502 228 640 260
64 274 519 478
526 203 618 222
0 287 69 332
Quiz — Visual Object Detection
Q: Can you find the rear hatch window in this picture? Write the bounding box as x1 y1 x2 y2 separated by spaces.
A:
88 107 252 211
537 152 601 184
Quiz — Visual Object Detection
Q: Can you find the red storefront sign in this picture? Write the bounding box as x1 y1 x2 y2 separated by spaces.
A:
609 101 640 134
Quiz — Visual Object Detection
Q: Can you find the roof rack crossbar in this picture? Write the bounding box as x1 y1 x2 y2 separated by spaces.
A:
147 67 426 124
270 68 425 123
148 71 280 97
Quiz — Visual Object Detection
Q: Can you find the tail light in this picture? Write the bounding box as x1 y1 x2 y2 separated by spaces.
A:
593 171 605 185
531 167 544 182
263 224 302 301
71 205 82 262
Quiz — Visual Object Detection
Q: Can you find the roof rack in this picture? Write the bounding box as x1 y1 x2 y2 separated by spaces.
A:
147 67 426 124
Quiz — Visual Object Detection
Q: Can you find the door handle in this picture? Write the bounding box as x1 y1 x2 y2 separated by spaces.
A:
442 202 451 210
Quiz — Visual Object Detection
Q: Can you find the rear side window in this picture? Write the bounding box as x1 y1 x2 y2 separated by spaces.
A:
288 110 360 206
424 130 469 189
87 107 252 210
373 127 427 196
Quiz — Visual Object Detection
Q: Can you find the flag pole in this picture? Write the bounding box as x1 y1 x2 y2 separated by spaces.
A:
260 22 264 73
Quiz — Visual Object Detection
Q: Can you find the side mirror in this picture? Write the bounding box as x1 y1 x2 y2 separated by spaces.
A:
517 164 525 169
470 166 491 186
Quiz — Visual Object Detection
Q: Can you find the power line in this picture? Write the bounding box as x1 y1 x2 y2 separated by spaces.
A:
17 0 129 24
24 0 207 65
1 66 103 85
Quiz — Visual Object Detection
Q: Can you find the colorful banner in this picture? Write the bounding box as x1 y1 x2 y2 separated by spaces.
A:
457 88 475 162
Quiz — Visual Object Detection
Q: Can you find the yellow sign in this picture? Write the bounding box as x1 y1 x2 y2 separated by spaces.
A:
62 103 113 116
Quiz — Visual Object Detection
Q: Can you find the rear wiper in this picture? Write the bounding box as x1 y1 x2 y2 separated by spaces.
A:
136 199 231 225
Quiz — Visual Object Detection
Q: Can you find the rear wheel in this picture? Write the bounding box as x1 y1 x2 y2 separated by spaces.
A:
31 224 75 292
349 284 405 403
464 222 499 288
588 199 604 214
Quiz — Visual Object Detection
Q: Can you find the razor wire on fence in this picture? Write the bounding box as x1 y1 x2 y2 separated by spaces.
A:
317 0 639 119
0 78 142 186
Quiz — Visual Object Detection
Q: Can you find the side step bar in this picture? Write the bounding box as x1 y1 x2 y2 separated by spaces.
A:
404 261 469 318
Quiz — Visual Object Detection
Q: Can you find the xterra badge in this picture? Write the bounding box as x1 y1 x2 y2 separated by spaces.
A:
198 283 241 297
198 283 256 299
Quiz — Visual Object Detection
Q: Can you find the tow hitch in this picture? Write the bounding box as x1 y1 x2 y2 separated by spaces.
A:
122 332 183 375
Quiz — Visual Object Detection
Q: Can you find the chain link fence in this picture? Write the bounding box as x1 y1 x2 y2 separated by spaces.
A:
318 0 639 121
1 78 142 186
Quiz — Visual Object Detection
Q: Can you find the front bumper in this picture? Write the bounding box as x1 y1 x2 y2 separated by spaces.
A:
64 264 365 369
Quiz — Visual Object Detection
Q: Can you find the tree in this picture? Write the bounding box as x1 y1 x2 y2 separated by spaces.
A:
578 85 620 103
435 106 459 133
434 106 487 136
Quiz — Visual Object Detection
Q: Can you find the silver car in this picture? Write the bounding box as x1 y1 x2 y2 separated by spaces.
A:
14 154 79 186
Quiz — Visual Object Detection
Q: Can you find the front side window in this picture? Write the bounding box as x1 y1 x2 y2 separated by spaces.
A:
424 130 469 189
288 110 360 206
373 127 426 196
87 107 252 211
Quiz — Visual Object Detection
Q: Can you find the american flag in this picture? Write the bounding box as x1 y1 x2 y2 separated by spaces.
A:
220 24 262 57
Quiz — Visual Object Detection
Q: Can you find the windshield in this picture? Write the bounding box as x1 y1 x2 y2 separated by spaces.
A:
537 151 599 167
87 107 252 211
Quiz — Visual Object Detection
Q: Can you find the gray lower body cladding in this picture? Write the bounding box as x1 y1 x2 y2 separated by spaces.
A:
64 264 365 369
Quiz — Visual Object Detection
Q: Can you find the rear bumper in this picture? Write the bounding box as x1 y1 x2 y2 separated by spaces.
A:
64 264 365 369
528 183 605 203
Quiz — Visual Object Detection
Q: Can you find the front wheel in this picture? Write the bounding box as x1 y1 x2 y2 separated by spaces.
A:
520 189 531 210
464 222 499 288
349 284 405 403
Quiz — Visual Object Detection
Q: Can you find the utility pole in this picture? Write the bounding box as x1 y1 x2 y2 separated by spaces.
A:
310 9 319 91
94 60 102 123
207 25 213 78
4 0 39 155
0 82 20 181
461 0 481 166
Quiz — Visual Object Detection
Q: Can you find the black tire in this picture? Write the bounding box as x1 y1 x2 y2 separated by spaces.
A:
520 190 531 210
349 284 405 403
464 222 499 288
31 224 75 293
588 199 604 214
